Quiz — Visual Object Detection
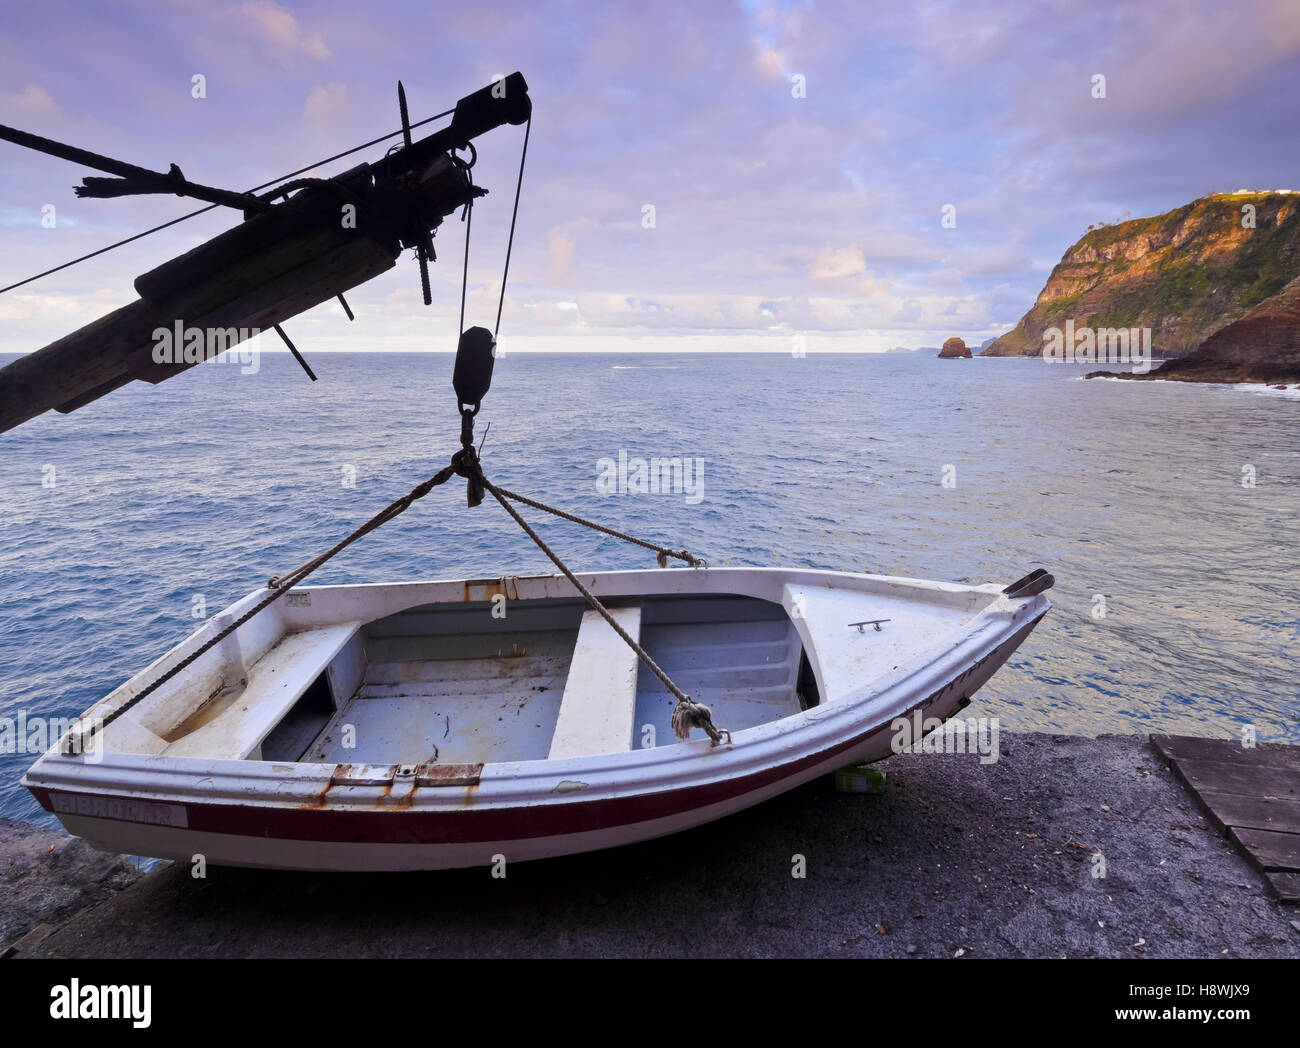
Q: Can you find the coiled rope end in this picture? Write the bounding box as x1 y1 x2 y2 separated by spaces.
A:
671 699 731 746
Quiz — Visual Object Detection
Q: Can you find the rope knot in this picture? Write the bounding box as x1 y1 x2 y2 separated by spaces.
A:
450 445 485 507
671 699 731 746
657 548 706 569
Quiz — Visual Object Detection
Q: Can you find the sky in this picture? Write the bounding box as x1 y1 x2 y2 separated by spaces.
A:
1 0 1298 354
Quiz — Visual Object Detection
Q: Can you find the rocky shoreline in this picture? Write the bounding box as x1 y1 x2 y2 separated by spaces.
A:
1 817 140 957
5 732 1298 959
982 192 1300 361
1085 274 1300 384
978 191 1300 385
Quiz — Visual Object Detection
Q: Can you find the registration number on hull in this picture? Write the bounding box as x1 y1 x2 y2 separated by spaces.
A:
49 792 188 828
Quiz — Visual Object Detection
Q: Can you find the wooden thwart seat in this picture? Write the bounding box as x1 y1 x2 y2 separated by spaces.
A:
548 604 642 760
161 623 361 760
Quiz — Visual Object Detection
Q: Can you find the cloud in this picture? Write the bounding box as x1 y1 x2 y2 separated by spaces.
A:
810 244 868 280
892 298 922 324
0 84 59 116
240 1 330 61
756 45 785 80
303 83 348 133
547 226 576 283
4 0 1299 355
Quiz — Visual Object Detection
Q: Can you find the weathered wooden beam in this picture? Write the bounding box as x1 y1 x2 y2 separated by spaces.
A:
0 299 163 431
0 72 533 433
1 180 400 428
131 237 398 386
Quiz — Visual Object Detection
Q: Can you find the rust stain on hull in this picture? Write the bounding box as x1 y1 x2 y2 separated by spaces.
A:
415 761 483 787
299 779 334 810
300 762 483 811
461 580 505 603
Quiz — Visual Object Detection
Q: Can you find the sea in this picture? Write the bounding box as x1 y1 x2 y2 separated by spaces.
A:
1 350 1297 827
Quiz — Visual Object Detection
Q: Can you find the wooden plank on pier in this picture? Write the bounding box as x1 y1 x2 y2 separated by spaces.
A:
1150 733 1300 771
1150 734 1300 903
1230 827 1300 872
1265 871 1300 904
1167 757 1300 802
1189 790 1300 836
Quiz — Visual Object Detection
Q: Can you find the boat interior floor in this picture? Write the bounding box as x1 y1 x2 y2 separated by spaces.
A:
268 594 809 765
110 581 987 766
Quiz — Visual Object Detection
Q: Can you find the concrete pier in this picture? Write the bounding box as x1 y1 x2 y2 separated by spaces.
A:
6 733 1299 959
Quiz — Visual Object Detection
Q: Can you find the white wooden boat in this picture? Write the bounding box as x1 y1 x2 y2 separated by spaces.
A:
24 566 1051 871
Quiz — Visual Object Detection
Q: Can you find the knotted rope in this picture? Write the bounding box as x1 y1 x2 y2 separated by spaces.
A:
481 477 728 745
490 486 705 568
95 449 477 733
94 439 730 747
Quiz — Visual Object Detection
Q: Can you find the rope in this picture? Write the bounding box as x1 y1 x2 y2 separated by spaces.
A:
266 177 366 209
458 192 473 337
88 450 728 747
494 115 530 338
1 106 456 296
453 110 527 343
92 453 471 734
1 210 214 295
482 479 729 745
492 486 704 567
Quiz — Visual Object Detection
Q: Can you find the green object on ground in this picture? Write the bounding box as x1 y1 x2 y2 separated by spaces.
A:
834 764 886 794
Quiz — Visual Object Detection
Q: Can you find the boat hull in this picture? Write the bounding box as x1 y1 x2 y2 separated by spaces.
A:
25 572 1046 872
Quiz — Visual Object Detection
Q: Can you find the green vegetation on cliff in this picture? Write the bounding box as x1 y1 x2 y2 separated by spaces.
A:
982 192 1300 358
1086 273 1300 383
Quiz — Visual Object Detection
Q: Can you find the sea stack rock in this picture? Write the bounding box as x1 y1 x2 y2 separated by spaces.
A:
938 337 972 358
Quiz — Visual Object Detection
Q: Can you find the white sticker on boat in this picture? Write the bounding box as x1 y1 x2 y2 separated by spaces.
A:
49 792 188 827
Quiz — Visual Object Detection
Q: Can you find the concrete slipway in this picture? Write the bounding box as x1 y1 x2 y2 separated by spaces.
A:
4 733 1298 959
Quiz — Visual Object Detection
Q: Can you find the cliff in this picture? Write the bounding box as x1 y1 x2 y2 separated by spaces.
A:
982 192 1300 359
1089 274 1300 383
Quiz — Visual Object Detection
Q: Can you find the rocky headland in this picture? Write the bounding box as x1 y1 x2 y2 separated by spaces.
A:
1088 274 1300 384
983 191 1300 382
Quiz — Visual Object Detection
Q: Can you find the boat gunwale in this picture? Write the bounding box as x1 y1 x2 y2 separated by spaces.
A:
34 566 1009 740
23 569 1049 818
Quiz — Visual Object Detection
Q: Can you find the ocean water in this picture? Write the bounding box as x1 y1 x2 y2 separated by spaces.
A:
1 350 1297 827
